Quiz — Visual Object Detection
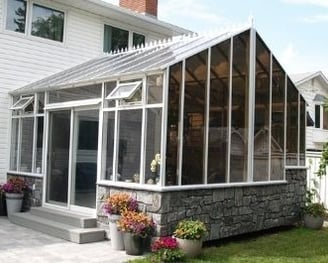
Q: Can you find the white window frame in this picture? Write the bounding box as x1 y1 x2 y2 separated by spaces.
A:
106 81 142 100
10 96 33 110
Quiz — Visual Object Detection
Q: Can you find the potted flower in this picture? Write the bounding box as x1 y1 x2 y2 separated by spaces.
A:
151 236 184 263
304 189 326 229
2 176 29 217
103 192 138 250
0 184 7 216
118 211 155 255
173 219 207 258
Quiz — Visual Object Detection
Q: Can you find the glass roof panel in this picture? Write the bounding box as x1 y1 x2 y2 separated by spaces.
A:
106 81 142 100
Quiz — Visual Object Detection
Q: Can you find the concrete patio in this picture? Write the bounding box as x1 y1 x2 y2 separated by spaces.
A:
0 217 141 263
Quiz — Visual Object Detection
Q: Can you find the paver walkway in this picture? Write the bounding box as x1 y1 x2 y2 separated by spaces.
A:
0 216 142 263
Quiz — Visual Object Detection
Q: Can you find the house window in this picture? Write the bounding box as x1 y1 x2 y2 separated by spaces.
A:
5 0 64 42
6 0 26 33
133 32 145 47
103 25 146 52
314 104 328 130
104 25 129 52
107 81 142 100
315 105 320 128
31 4 64 42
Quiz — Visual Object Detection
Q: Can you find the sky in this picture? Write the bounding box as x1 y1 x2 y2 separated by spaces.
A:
105 0 328 76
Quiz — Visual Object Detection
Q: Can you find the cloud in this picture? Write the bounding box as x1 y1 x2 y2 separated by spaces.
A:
279 43 297 68
282 0 328 7
158 0 231 31
303 14 328 23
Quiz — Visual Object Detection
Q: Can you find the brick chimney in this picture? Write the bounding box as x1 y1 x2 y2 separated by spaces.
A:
119 0 158 17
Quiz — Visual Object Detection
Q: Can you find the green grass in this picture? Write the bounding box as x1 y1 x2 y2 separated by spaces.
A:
129 227 328 263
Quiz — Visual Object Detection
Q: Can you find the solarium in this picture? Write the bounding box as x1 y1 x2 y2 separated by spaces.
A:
8 25 306 239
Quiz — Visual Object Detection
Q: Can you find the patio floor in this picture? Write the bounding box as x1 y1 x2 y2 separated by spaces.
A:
0 216 141 263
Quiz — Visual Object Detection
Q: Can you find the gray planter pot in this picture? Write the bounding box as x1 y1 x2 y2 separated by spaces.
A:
176 237 203 258
304 214 324 229
5 193 23 217
123 233 144 255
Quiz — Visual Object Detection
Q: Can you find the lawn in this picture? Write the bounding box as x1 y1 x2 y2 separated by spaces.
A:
129 227 328 263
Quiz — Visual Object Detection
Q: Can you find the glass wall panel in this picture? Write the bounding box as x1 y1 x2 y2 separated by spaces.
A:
31 4 64 42
253 35 270 181
299 97 306 166
208 39 230 183
49 84 102 103
286 78 298 166
147 75 163 104
6 0 26 33
230 30 250 182
145 108 162 184
35 117 44 173
38 92 45 113
271 57 285 180
10 118 19 170
105 82 116 108
166 63 182 186
118 110 142 183
182 50 208 185
20 117 34 172
102 112 115 180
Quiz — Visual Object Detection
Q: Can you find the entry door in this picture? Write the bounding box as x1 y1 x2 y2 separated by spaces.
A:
46 110 71 206
71 110 99 209
46 109 99 209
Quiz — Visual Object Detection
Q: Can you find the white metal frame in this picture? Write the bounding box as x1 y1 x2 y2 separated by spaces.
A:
106 81 142 100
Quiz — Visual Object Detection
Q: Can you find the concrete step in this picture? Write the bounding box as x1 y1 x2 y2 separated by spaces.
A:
10 212 105 244
30 207 97 228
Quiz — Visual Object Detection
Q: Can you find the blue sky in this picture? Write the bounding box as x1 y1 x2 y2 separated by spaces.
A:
105 0 328 75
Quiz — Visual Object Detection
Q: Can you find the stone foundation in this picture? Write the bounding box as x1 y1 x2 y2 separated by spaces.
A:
7 174 43 210
97 169 306 241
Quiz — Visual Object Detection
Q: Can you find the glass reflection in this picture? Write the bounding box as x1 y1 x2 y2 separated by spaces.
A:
6 0 26 33
182 50 208 185
230 30 250 182
271 56 285 180
286 78 298 166
166 63 182 186
299 97 306 166
208 39 230 183
102 112 115 180
253 35 270 181
118 110 142 183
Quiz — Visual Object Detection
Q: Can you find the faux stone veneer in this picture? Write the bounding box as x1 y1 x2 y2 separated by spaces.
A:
97 169 306 241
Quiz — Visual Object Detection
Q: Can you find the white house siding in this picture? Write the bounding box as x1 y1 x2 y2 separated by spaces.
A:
297 78 328 150
0 0 174 182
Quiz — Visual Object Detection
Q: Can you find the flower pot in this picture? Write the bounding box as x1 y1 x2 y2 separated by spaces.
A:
108 215 125 250
176 237 202 258
123 232 144 255
304 214 324 229
5 193 23 217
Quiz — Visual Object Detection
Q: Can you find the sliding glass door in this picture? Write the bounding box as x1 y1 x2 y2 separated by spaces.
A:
46 109 99 209
46 111 70 205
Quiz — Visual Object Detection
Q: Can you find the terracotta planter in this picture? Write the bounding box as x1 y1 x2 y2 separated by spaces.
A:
5 193 23 217
304 214 324 229
108 214 125 250
123 232 144 255
176 237 202 258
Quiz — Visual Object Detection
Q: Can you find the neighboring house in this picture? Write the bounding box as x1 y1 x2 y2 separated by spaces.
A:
292 71 328 206
0 0 190 182
7 24 307 243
